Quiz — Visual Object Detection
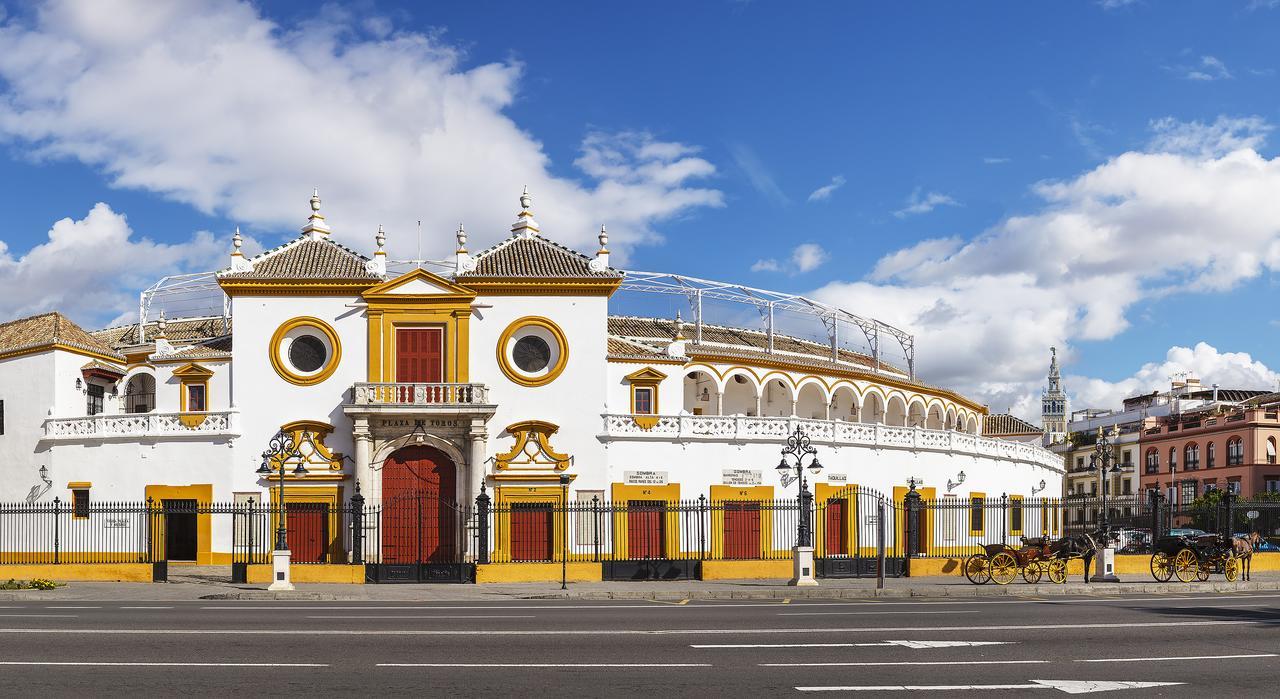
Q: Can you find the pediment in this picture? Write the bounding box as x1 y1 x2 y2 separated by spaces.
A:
363 269 476 299
624 367 668 383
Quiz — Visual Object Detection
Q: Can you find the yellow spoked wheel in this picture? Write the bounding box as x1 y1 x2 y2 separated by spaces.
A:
1150 552 1174 582
1173 549 1198 583
1022 561 1043 584
1224 555 1239 582
1196 563 1210 582
990 552 1018 585
1047 559 1068 584
963 555 992 585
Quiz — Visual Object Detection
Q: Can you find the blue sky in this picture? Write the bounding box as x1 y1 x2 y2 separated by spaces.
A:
3 0 1280 417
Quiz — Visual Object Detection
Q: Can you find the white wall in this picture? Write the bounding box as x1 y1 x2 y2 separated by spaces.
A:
0 351 56 500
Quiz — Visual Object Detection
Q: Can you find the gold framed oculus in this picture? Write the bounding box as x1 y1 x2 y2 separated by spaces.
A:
496 316 568 387
270 316 342 386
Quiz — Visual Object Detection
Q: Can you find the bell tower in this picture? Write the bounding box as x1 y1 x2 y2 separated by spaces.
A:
1041 347 1067 445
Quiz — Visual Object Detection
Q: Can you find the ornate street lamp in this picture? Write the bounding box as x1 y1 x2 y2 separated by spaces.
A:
255 429 311 590
776 427 823 586
1085 426 1122 582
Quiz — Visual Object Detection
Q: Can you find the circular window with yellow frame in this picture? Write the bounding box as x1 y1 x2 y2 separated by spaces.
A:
269 317 342 386
497 316 568 387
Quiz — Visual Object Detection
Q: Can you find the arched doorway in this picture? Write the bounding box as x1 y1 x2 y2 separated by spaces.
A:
381 446 458 564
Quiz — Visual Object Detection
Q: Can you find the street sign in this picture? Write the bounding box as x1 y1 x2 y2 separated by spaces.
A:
1247 510 1260 520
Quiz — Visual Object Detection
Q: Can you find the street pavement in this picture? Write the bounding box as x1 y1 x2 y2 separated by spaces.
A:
0 590 1277 696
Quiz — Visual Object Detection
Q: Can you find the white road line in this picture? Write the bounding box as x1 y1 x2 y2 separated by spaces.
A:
779 611 979 616
0 615 77 618
0 619 1258 636
0 661 328 667
766 660 1049 667
796 680 1184 693
377 663 711 668
1076 653 1278 663
45 606 99 609
306 615 536 619
119 607 174 610
693 641 1013 649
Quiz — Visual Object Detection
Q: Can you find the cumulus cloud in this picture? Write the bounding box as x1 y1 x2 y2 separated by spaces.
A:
806 175 846 203
893 189 960 218
0 203 222 326
1181 55 1233 81
983 157 1012 165
1147 115 1272 158
811 115 1280 415
0 0 722 266
752 243 828 275
1069 343 1280 414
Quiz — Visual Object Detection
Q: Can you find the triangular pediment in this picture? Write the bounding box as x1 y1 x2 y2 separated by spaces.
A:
624 367 668 382
172 362 215 378
363 269 476 299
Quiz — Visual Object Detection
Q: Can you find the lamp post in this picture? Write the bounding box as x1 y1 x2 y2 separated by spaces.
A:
255 429 310 591
1085 426 1121 582
776 426 823 586
559 473 570 591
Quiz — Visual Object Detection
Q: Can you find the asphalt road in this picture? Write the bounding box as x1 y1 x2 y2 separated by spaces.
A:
0 591 1277 696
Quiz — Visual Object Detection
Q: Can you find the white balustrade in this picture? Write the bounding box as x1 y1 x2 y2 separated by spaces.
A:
350 382 490 406
601 413 1064 472
43 411 239 440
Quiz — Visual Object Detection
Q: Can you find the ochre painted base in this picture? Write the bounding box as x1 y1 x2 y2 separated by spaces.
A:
0 563 152 582
702 559 792 580
476 562 602 584
245 564 366 584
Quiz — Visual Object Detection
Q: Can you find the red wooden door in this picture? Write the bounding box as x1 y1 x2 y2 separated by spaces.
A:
723 503 761 559
511 504 554 562
286 502 329 563
627 500 665 559
825 498 848 556
381 446 457 563
396 328 443 382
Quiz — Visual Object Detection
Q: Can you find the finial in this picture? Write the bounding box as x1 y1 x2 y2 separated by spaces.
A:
456 222 468 253
520 185 532 212
374 224 386 256
597 224 609 253
674 310 686 341
301 188 331 236
311 188 321 213
156 310 167 339
510 186 540 237
231 227 243 256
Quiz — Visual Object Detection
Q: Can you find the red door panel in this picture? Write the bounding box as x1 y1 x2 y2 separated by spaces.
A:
825 499 847 556
627 500 665 559
723 503 761 560
381 446 457 564
396 328 443 383
511 504 554 562
286 503 329 563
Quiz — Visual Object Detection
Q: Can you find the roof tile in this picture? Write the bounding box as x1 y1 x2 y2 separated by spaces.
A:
461 235 621 278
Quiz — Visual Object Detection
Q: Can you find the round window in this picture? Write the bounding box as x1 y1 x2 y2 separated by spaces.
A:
513 335 551 372
289 335 327 373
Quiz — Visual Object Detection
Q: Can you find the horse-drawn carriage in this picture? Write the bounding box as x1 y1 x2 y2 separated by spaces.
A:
1149 533 1240 583
963 536 1075 585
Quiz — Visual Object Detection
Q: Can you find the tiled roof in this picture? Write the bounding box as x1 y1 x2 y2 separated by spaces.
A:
80 359 127 374
460 235 621 278
220 237 379 280
607 316 885 372
164 335 233 361
0 312 124 360
984 413 1043 436
607 336 677 360
92 316 231 349
1242 391 1280 407
1187 388 1272 403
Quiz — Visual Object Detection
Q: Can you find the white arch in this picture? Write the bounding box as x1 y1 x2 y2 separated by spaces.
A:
723 370 761 416
907 397 926 428
760 376 795 417
861 391 885 424
796 381 828 419
122 370 157 414
831 384 860 422
945 407 958 431
966 414 979 434
926 403 944 430
683 369 721 415
886 395 908 426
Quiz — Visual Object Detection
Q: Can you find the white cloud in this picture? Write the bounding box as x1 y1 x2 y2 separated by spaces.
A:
893 189 960 218
1183 55 1233 81
810 115 1280 415
752 243 828 275
0 0 722 264
806 175 846 203
729 143 790 206
0 203 222 326
1148 115 1271 158
983 157 1012 165
1097 0 1140 8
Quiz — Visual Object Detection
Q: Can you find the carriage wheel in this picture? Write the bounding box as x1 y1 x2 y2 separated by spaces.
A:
1021 561 1043 584
1150 552 1174 582
963 555 992 585
1173 549 1198 583
1224 555 1239 583
1047 559 1068 584
990 552 1018 585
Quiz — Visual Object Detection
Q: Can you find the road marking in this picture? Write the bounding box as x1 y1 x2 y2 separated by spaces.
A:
0 661 329 667
0 615 77 618
1076 653 1277 663
796 680 1184 693
119 606 174 610
45 606 99 609
769 660 1049 667
779 611 979 616
306 615 536 620
782 598 791 604
377 663 711 668
0 619 1257 637
645 599 690 606
693 641 1014 649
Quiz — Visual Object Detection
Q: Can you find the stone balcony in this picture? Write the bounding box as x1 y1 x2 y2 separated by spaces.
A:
43 410 240 441
345 382 496 419
601 413 1065 472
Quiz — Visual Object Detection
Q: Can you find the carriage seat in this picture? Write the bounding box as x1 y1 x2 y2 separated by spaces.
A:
1020 536 1049 547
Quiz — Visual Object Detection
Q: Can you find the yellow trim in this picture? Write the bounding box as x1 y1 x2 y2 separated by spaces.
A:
701 559 791 580
268 485 345 563
607 356 686 365
968 491 986 537
245 564 366 584
69 484 91 520
493 485 568 562
496 316 569 387
218 279 378 297
709 485 775 560
172 362 214 414
494 420 571 472
1009 495 1024 536
0 563 153 582
459 278 622 297
66 481 93 488
145 484 214 565
892 485 936 555
268 316 342 386
362 271 475 383
625 366 666 425
263 420 345 474
0 342 124 365
610 482 681 560
476 562 602 583
814 482 859 557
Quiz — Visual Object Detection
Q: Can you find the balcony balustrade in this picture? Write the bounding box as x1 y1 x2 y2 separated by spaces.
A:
43 410 239 440
350 382 490 406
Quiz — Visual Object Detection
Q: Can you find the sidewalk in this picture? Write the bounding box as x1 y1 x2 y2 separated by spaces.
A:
3 572 1279 602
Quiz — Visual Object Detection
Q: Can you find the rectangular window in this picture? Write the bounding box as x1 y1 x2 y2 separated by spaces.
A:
72 488 90 519
1122 479 1132 495
1267 478 1280 494
86 384 104 415
1227 479 1242 495
574 489 606 545
968 493 985 536
633 387 654 415
1180 480 1196 505
1009 496 1023 536
186 384 206 412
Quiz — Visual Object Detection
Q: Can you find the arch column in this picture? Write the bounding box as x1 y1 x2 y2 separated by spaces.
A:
467 418 488 509
353 416 373 500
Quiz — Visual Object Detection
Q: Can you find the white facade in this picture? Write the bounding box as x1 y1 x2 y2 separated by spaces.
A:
0 191 1065 562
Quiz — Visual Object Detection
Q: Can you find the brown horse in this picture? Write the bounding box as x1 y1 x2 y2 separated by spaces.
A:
1232 532 1262 581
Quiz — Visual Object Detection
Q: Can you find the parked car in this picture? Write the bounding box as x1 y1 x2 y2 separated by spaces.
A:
1168 527 1207 538
1234 533 1280 552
